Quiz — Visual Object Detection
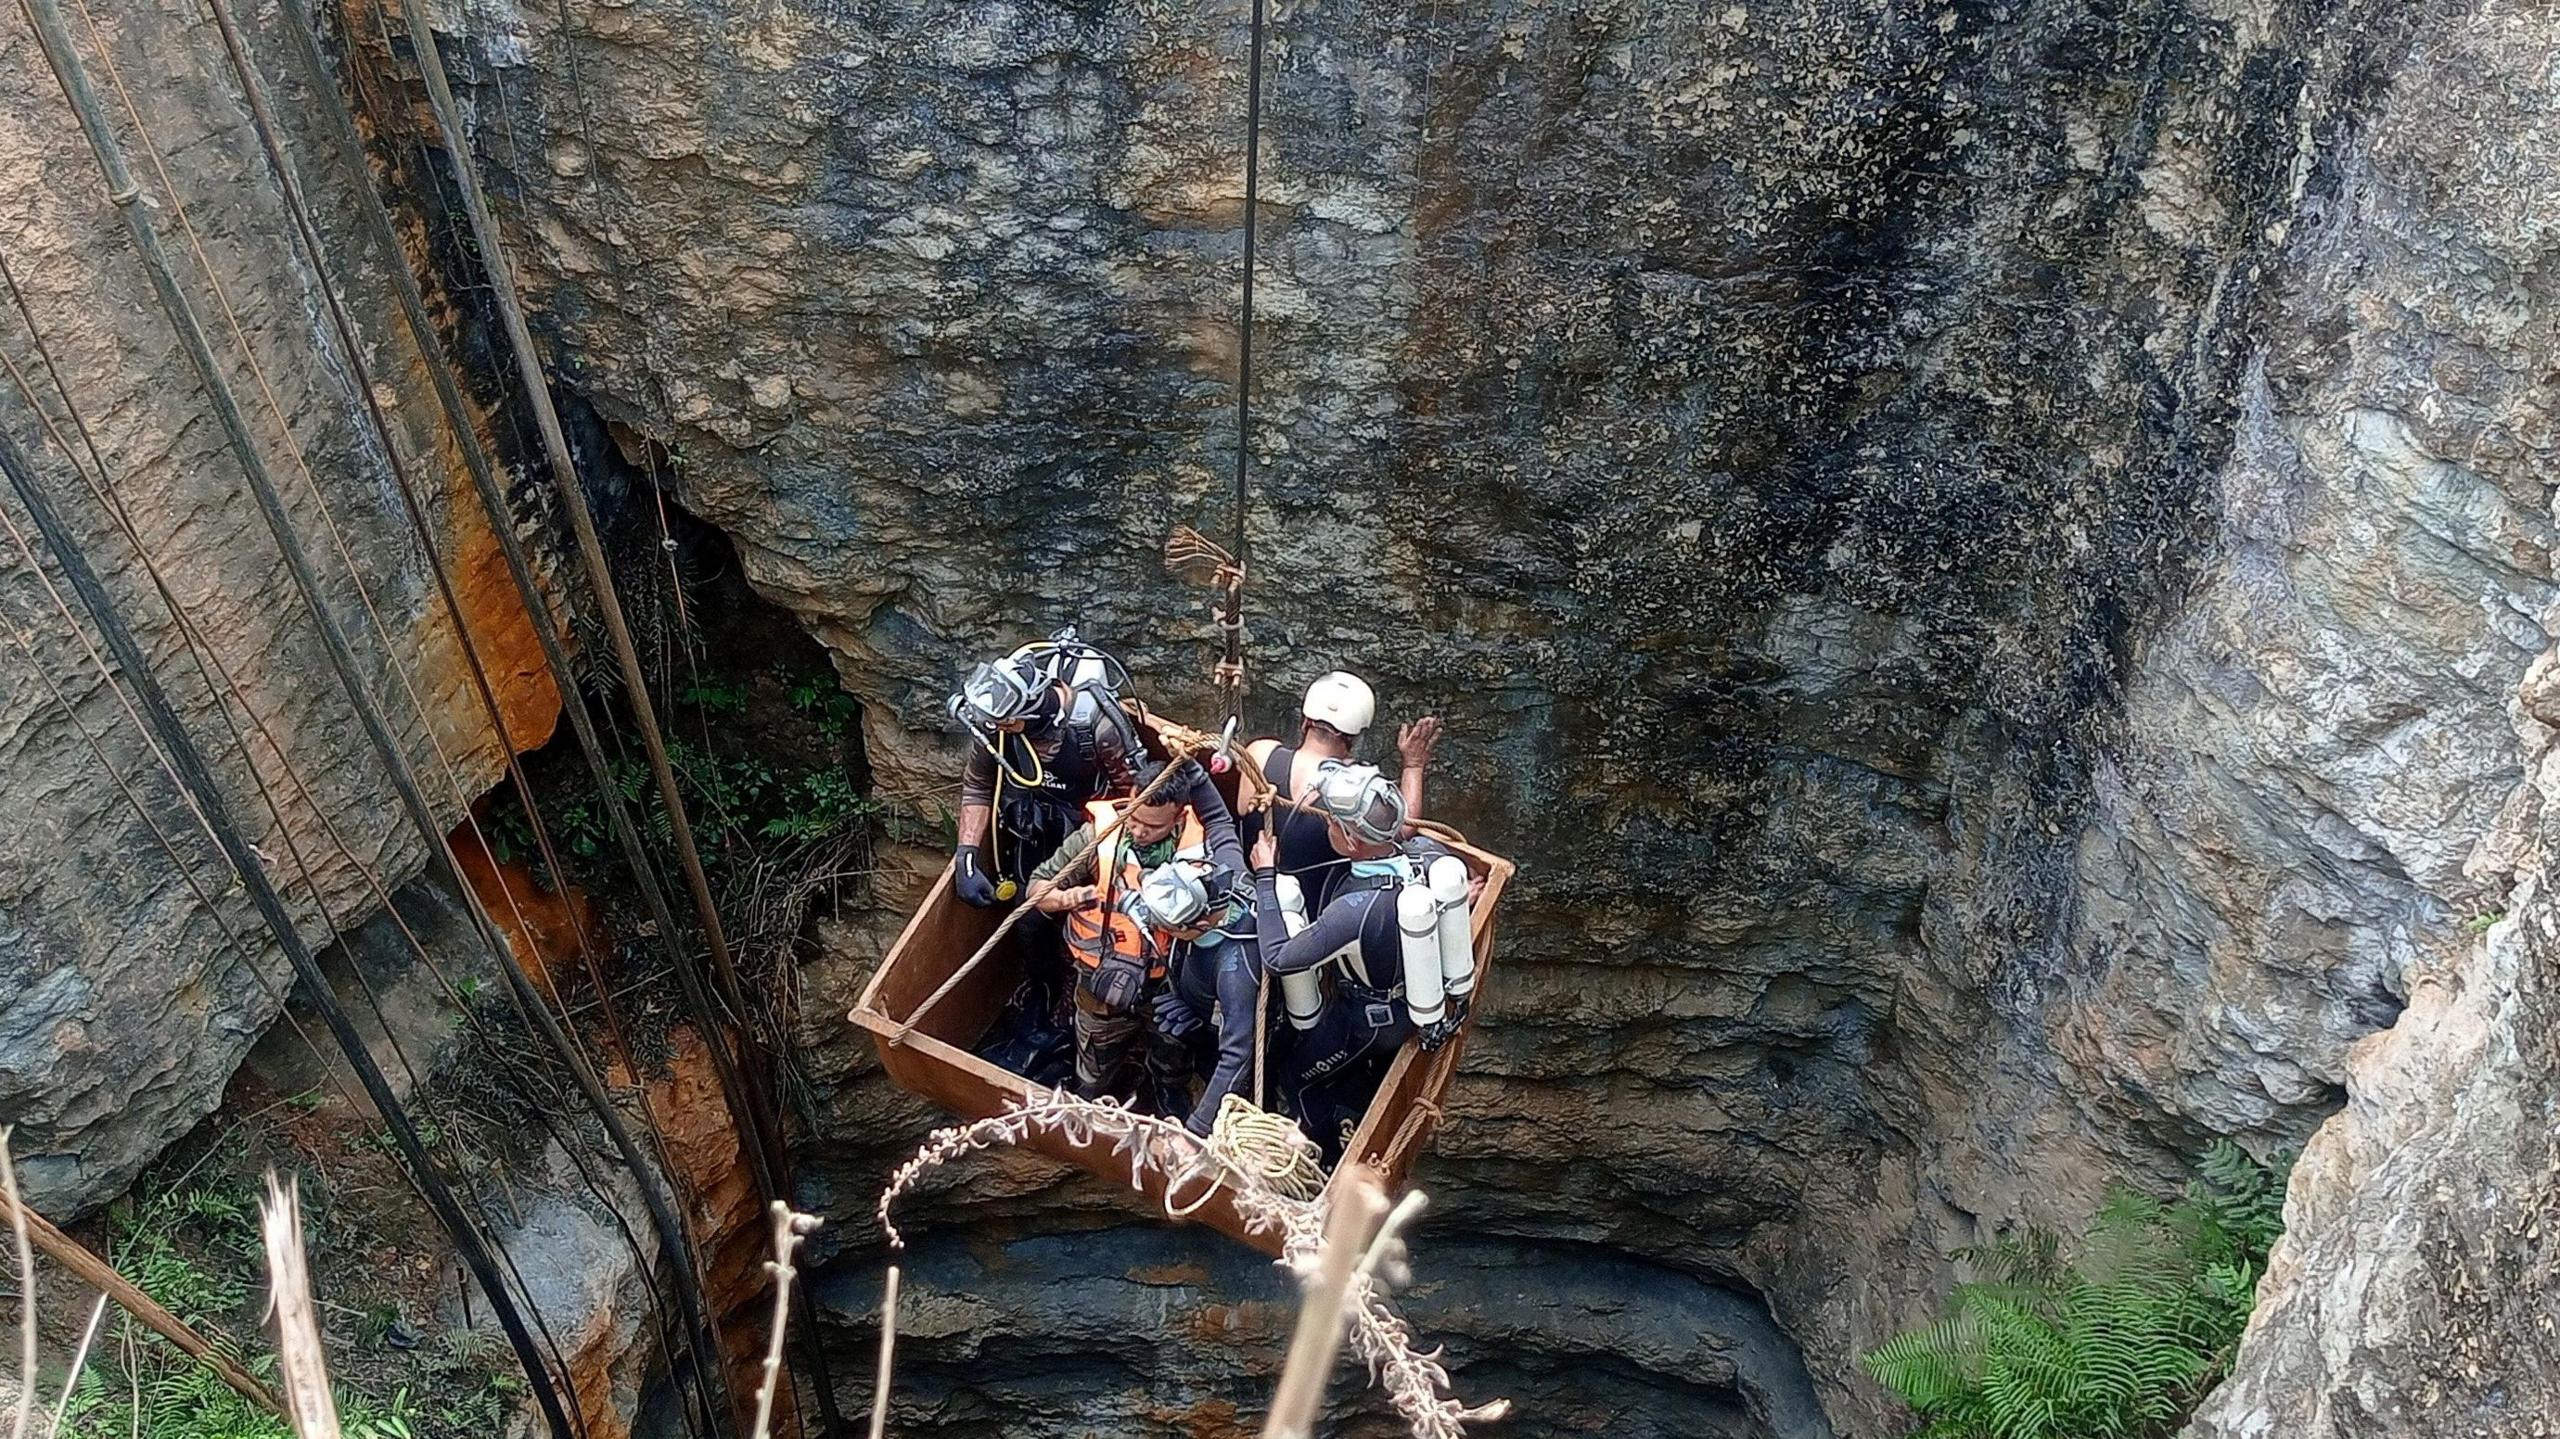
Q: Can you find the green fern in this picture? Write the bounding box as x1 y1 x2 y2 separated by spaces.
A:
1862 1146 2291 1439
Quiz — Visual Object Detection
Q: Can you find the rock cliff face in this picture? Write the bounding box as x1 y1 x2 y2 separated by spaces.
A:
4 0 2557 1432
0 0 557 1211
426 0 2548 1429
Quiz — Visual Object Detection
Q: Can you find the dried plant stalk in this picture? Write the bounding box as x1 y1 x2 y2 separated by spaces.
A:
749 1202 821 1439
877 1089 1509 1439
258 1173 340 1439
3 1129 33 1439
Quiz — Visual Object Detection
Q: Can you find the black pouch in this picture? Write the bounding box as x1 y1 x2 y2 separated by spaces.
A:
1080 956 1148 1018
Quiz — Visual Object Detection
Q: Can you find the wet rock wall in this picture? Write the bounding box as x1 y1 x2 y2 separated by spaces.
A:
0 0 560 1210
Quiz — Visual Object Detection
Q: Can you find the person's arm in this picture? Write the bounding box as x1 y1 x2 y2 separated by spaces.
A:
1396 716 1441 825
1025 824 1102 911
1187 947 1265 1135
950 747 1001 902
1181 761 1246 881
1259 882 1380 977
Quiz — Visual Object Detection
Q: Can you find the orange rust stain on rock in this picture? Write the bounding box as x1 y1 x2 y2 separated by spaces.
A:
439 453 563 755
1147 1398 1255 1439
614 1025 790 1436
1130 1259 1213 1287
447 824 599 993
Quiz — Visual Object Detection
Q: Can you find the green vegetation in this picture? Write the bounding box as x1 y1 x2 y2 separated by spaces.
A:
1862 1141 2288 1439
61 1183 517 1439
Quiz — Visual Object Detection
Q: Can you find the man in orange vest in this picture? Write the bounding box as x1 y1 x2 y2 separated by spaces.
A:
1024 759 1243 1104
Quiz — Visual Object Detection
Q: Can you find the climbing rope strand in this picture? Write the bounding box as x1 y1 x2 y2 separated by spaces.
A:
15 8 583 1431
1221 0 1270 722
0 313 439 1099
892 753 1200 1044
0 412 575 1439
391 0 795 1209
180 8 722 1421
263 0 750 1398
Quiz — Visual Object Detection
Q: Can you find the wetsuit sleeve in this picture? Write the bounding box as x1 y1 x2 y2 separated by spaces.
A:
1094 703 1138 795
959 742 997 811
1031 823 1100 886
1187 946 1266 1135
1259 882 1381 977
1181 762 1246 880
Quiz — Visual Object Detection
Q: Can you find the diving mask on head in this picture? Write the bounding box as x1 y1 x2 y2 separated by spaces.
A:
1310 759 1407 844
1130 859 1213 933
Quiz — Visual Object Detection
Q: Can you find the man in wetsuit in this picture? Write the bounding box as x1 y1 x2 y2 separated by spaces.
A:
1250 760 1483 1154
1244 671 1441 913
947 649 1142 906
1144 868 1266 1136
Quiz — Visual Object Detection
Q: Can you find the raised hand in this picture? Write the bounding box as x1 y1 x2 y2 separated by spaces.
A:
1398 715 1443 770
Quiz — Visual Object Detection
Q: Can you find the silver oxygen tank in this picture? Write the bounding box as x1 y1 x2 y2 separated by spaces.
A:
1427 854 1475 1002
1274 874 1324 1030
1399 880 1447 1028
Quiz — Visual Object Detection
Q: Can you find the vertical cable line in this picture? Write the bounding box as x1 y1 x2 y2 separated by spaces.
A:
11 3 577 1431
265 0 762 1256
180 3 726 1424
268 0 811 1416
391 1 794 1212
1222 0 1269 725
0 416 571 1439
498 0 845 1415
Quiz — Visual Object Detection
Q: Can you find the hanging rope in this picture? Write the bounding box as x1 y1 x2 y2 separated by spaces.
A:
13 3 583 1428
258 4 746 1393
180 4 725 1423
1218 0 1270 722
389 0 795 1211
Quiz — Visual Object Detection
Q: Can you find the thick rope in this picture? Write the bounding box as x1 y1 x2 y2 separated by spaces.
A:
892 753 1198 1044
184 5 721 1421
263 0 744 1397
392 0 795 1213
0 416 572 1439
1219 0 1269 721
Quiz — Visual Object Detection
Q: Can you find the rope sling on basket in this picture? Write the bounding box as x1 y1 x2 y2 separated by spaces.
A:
871 1087 1510 1439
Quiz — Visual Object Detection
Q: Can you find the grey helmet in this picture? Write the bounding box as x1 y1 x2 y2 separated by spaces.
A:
949 656 1055 732
1309 759 1407 844
1131 859 1213 932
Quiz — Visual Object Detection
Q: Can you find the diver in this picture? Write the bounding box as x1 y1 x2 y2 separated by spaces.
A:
1243 671 1442 911
1143 865 1268 1136
1250 760 1483 1156
946 630 1143 907
1022 761 1244 1103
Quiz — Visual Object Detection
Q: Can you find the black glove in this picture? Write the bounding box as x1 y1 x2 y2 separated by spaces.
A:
953 847 998 907
1416 996 1471 1052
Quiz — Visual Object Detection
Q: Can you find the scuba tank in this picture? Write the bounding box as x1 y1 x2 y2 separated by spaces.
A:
1274 874 1324 1031
1398 882 1446 1028
1428 854 1475 1001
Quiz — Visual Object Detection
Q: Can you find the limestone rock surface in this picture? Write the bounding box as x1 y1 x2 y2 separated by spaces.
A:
436 0 2553 1428
0 0 557 1211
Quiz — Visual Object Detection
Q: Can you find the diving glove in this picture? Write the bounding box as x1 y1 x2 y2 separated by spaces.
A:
953 847 998 907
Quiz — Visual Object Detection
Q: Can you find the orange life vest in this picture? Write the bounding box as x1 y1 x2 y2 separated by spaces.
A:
1063 798 1206 979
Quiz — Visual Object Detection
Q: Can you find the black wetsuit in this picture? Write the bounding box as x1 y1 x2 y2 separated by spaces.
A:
1251 837 1456 1151
1252 741 1352 911
960 681 1140 888
1155 905 1266 1136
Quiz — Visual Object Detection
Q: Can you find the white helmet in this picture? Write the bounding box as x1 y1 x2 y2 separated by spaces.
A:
1301 671 1375 737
